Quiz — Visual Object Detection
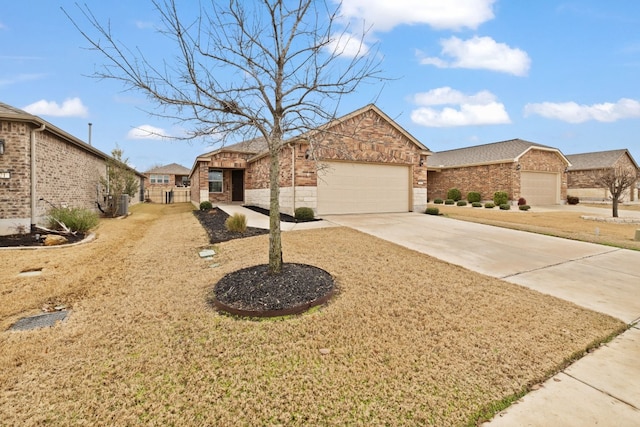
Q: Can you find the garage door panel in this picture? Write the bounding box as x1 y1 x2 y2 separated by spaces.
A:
317 162 409 214
521 172 559 205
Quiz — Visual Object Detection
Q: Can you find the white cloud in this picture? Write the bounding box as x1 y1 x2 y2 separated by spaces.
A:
23 97 89 117
524 98 640 123
419 36 531 76
413 86 497 106
127 124 170 140
326 32 370 58
338 0 495 31
411 87 510 127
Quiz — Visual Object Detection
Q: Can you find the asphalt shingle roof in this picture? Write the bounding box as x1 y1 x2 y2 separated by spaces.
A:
145 163 191 175
565 149 637 171
428 139 557 168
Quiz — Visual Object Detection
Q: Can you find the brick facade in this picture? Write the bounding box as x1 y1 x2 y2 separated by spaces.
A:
190 105 429 213
567 154 638 201
1 113 143 235
428 148 567 202
428 162 516 201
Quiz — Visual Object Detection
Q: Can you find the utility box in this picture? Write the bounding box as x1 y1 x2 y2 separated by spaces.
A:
117 194 129 216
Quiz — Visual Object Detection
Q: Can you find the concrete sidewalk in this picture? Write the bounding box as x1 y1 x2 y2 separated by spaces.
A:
324 212 640 425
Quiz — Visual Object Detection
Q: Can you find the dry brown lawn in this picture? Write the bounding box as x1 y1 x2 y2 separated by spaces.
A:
435 203 640 251
0 203 625 426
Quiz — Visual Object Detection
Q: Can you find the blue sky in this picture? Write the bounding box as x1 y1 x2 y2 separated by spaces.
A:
2 1 639 172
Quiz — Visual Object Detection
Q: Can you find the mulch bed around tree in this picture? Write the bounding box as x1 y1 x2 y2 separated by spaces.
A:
0 232 86 248
193 207 335 317
212 263 335 317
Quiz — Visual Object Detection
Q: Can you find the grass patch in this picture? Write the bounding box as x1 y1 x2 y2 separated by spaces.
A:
0 203 625 426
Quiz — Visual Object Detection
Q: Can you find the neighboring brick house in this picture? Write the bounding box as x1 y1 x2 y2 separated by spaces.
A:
0 102 144 236
566 149 638 202
190 104 432 215
144 163 191 203
427 139 570 205
144 163 191 188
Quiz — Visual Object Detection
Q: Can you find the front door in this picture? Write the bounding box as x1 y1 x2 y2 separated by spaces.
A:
232 170 244 202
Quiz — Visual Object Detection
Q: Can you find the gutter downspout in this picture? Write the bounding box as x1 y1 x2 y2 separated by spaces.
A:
30 123 46 232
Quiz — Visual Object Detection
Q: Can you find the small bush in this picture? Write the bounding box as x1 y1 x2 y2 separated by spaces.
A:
484 202 495 209
499 203 511 210
433 198 444 204
294 207 315 221
225 213 247 233
48 207 99 233
517 197 527 206
200 201 213 210
467 192 481 203
567 195 580 205
493 191 509 206
425 207 439 215
519 205 531 211
444 199 455 205
471 202 483 208
446 188 462 201
456 200 467 206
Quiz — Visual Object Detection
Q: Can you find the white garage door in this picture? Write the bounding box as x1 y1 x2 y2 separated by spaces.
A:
520 172 559 205
317 162 410 214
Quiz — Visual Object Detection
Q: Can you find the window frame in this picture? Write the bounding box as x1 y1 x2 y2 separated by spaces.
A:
208 169 223 193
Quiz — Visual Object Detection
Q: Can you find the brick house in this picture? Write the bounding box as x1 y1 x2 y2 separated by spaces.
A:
144 163 191 203
0 102 144 236
427 139 570 205
190 104 432 215
145 163 191 188
566 149 638 202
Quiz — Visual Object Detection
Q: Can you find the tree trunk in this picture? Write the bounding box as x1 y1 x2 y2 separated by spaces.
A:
268 144 283 274
612 198 619 218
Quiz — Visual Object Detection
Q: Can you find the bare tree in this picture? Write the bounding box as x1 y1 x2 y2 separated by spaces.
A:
100 147 140 217
65 0 382 274
593 167 637 217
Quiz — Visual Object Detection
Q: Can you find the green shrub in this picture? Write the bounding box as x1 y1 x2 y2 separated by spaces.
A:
225 213 247 233
48 207 99 233
425 207 439 215
499 203 511 210
444 199 455 205
456 200 467 206
433 198 444 204
446 188 462 201
471 202 483 208
467 191 481 203
493 191 509 206
519 205 531 211
200 201 213 210
567 195 580 205
294 207 315 221
517 197 527 206
484 202 495 209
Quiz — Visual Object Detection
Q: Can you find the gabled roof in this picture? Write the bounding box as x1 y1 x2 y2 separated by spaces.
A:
0 102 144 178
293 104 431 153
428 138 569 169
190 104 431 173
145 163 191 175
565 149 639 171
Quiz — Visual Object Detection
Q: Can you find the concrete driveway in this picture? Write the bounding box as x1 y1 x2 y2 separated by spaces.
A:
323 212 640 425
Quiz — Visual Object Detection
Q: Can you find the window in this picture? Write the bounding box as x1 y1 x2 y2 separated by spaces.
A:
209 169 223 193
150 174 169 184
